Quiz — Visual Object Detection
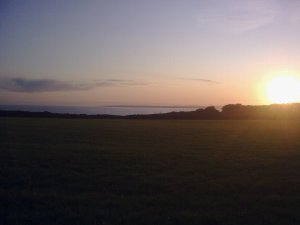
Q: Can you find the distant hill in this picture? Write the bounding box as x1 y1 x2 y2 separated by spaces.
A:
1 103 300 120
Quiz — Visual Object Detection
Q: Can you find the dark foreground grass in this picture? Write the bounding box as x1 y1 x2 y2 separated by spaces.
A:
1 118 300 225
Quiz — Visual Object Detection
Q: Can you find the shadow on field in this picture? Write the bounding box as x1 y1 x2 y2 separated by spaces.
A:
1 118 300 224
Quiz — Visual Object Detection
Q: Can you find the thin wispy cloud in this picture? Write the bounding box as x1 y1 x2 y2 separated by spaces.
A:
198 0 279 33
0 78 149 93
105 79 133 82
94 79 149 86
179 77 220 84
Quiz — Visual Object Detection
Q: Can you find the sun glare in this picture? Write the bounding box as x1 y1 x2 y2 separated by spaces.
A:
266 76 300 104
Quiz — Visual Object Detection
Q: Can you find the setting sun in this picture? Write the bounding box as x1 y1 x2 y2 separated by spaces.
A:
266 76 300 104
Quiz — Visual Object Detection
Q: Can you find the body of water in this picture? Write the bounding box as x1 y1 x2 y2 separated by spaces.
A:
0 105 206 116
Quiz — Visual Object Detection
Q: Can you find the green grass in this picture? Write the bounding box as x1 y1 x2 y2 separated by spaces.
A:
1 118 300 225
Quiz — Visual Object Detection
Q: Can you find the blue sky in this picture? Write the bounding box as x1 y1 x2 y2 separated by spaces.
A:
1 0 300 106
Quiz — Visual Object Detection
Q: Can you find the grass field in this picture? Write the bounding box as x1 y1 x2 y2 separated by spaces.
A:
1 118 300 225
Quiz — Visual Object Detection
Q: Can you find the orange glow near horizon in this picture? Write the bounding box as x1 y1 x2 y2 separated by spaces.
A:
265 74 300 104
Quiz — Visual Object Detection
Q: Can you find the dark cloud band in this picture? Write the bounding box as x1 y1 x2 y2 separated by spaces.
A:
0 78 149 93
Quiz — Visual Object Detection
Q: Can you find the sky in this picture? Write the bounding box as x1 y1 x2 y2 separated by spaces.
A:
1 0 300 106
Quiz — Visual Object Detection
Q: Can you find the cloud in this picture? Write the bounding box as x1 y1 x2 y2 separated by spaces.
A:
94 79 149 86
105 79 133 82
198 0 279 33
0 78 89 92
179 77 220 84
0 77 149 93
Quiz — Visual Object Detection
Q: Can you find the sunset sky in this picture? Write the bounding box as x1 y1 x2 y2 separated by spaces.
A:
1 0 300 107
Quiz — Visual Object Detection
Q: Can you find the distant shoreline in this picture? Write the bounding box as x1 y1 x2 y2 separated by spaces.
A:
0 104 204 116
104 105 203 108
1 103 300 120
